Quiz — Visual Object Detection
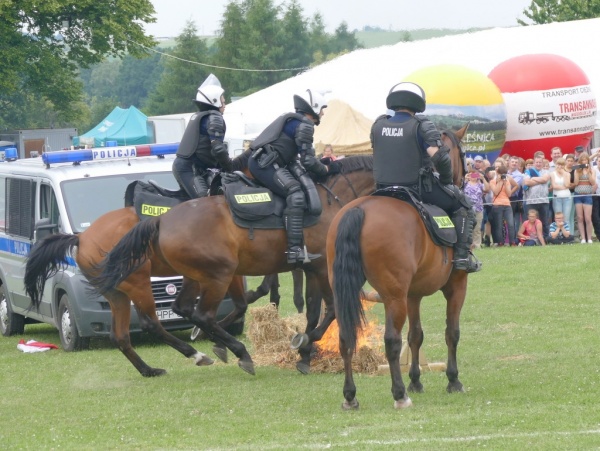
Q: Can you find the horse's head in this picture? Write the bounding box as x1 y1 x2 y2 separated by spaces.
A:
442 123 469 188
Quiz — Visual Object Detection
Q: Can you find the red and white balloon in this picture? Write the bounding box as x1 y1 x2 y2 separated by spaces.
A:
488 54 596 161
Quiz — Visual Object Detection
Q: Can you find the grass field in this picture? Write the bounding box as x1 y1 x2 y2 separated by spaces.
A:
1 244 600 449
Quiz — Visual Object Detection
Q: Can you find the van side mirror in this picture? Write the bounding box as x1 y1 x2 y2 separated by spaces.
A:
34 218 58 241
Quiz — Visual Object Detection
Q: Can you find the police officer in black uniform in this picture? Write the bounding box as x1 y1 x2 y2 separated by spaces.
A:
173 74 233 198
248 89 341 264
371 82 481 273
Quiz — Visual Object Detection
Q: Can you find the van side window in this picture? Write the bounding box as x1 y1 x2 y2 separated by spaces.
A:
6 178 36 238
40 183 61 230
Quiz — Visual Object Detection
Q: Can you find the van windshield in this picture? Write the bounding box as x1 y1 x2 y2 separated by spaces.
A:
61 172 179 232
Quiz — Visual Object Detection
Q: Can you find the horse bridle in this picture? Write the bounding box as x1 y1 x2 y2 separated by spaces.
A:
318 172 364 207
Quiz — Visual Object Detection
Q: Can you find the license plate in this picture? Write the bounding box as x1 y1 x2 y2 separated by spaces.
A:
156 309 183 321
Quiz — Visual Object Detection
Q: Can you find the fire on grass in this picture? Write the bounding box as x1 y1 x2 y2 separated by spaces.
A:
247 292 387 374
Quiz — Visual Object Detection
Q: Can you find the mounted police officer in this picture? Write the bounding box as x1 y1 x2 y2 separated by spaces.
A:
173 74 233 199
248 89 341 264
371 82 481 273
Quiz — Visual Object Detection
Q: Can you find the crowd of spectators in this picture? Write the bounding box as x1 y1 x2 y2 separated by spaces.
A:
465 144 600 248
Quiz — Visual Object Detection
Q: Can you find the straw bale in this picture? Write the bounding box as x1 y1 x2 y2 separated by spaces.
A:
247 304 386 374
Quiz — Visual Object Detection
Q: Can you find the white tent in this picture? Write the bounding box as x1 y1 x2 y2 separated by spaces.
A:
224 18 600 139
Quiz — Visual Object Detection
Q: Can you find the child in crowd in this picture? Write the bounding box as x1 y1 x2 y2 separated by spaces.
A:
547 212 575 244
517 209 546 246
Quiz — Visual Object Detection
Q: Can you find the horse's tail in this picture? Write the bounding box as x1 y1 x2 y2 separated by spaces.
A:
332 207 367 352
24 234 80 310
88 217 160 296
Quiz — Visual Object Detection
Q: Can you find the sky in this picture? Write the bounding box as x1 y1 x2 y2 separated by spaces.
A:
146 0 534 37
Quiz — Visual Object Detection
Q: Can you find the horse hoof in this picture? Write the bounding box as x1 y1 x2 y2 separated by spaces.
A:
290 333 309 350
142 368 167 377
238 360 256 375
190 326 206 341
408 382 424 393
296 361 310 375
394 396 413 409
213 345 228 363
194 353 214 366
447 382 465 393
342 398 359 410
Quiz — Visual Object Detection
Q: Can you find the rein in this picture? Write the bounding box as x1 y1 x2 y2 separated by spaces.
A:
318 172 362 207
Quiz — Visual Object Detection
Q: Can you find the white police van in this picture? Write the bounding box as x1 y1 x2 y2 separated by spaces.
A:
0 144 243 351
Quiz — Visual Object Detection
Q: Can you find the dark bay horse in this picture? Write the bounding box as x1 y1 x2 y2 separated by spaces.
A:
326 125 469 409
89 156 376 375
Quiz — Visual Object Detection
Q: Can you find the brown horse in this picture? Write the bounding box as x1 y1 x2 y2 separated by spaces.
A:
326 125 469 409
24 206 249 377
89 155 376 375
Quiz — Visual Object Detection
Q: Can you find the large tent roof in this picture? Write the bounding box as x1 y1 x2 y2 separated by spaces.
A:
224 18 600 139
313 99 372 155
74 106 153 147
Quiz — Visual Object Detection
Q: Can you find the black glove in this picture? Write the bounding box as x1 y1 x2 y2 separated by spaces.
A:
320 157 332 165
327 161 342 175
303 154 327 177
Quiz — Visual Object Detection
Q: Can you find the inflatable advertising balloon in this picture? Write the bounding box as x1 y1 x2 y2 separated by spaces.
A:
403 64 507 162
488 54 597 161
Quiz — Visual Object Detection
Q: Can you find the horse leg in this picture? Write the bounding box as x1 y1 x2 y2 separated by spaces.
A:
106 291 167 377
292 268 305 313
441 271 468 393
124 276 214 370
191 282 255 375
406 296 425 393
268 273 281 308
245 274 276 305
293 272 328 374
206 275 248 362
383 299 412 409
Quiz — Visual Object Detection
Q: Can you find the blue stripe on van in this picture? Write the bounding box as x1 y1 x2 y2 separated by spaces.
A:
0 236 77 266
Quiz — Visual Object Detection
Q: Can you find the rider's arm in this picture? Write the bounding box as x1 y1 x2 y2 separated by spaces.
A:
419 119 452 185
288 120 329 177
205 114 232 171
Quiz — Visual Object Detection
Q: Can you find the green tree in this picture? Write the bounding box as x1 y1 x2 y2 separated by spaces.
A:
213 1 248 97
114 53 164 108
144 21 211 115
279 0 311 80
519 0 600 25
0 0 156 127
308 13 331 64
329 22 362 54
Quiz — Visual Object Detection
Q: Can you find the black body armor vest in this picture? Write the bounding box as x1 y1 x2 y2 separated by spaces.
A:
176 110 226 168
251 113 312 165
372 115 431 186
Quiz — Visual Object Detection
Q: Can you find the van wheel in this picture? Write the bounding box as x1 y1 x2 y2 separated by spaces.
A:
58 294 89 352
0 284 25 336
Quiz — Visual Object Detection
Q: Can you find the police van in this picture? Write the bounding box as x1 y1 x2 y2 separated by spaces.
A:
0 144 243 351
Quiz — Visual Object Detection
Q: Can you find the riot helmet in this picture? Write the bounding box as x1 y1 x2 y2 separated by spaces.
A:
386 82 426 113
194 73 225 110
293 89 327 125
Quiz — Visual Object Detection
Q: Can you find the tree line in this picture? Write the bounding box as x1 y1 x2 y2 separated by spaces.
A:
1 0 597 133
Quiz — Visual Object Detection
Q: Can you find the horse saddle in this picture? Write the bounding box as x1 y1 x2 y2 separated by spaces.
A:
221 171 320 230
125 180 190 221
373 187 457 247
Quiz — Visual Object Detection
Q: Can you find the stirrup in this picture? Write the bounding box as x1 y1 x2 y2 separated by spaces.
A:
286 245 321 264
453 252 482 273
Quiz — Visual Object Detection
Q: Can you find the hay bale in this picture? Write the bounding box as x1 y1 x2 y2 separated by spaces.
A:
247 304 386 374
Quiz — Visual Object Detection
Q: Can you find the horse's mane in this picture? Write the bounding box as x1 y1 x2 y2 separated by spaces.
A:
442 130 461 149
335 155 373 174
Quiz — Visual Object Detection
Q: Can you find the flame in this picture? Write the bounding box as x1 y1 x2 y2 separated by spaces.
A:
316 298 382 355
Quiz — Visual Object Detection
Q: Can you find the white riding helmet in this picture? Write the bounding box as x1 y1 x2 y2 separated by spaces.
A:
194 73 225 109
293 89 327 124
386 82 426 113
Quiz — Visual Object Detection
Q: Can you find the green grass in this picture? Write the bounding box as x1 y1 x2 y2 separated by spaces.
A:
2 244 600 449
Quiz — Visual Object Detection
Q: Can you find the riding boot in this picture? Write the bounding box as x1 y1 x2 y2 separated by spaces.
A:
452 207 482 273
284 208 321 264
192 172 210 198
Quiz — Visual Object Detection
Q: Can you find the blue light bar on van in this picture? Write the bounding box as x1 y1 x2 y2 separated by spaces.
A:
41 143 179 167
